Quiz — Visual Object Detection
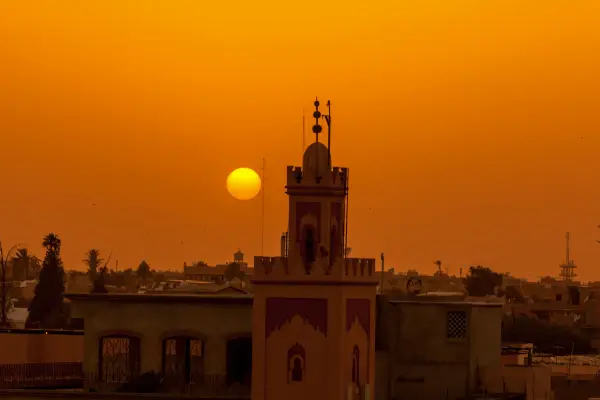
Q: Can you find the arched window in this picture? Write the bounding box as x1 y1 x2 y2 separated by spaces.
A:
292 357 303 381
352 346 360 384
99 335 141 382
163 337 204 383
287 344 306 383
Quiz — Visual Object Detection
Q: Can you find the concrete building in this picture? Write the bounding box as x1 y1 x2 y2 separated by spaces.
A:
376 295 504 400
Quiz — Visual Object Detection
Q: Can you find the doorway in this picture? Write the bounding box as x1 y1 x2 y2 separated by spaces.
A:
226 336 252 386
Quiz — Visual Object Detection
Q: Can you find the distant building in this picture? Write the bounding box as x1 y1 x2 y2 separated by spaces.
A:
183 262 227 283
183 251 252 283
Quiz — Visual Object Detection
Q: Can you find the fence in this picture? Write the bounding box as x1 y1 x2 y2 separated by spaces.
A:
0 362 250 397
0 362 83 389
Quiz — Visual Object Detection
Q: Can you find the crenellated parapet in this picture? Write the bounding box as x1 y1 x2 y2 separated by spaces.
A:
253 255 378 284
344 258 376 279
253 256 289 278
286 165 348 192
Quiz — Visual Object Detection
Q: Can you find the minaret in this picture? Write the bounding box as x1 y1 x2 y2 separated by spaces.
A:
252 99 378 400
559 232 577 282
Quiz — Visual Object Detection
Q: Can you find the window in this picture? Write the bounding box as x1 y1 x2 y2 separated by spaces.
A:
99 335 140 382
446 311 467 340
163 337 204 383
292 358 303 381
287 344 306 383
556 294 562 301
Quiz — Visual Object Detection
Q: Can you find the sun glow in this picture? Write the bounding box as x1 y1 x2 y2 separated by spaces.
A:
226 168 262 200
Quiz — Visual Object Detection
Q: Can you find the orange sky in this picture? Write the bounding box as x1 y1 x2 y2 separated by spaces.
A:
1 1 600 280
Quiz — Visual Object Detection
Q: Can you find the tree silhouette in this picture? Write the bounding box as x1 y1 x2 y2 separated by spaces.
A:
502 314 592 354
26 233 66 329
434 260 442 275
10 249 40 281
91 252 112 294
504 285 525 304
463 265 503 297
83 249 104 282
136 260 151 284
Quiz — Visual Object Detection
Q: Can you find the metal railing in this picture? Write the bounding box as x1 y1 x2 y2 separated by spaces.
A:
0 362 251 397
0 362 83 389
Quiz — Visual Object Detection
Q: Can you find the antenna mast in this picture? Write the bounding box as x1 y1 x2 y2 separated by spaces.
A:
344 168 350 257
312 98 323 183
566 231 570 264
261 158 266 256
302 110 306 157
324 100 332 168
559 232 577 282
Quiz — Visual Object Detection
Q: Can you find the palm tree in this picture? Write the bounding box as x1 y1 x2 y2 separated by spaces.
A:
83 249 104 281
10 248 40 281
434 260 442 275
42 234 61 254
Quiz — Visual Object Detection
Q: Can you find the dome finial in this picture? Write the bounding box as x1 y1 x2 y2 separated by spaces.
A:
311 98 323 182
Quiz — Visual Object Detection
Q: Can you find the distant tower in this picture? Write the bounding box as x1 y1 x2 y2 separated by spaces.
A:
559 232 577 282
252 99 377 400
234 249 244 263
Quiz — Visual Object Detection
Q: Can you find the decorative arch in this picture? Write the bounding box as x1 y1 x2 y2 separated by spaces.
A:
287 343 306 383
351 345 360 384
96 329 144 340
159 329 207 342
223 332 252 342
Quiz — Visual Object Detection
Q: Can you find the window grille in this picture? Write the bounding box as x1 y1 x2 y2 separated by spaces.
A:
446 311 467 340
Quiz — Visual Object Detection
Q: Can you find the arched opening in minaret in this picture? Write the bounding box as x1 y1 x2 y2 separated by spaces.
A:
302 226 316 273
329 225 338 272
226 336 252 387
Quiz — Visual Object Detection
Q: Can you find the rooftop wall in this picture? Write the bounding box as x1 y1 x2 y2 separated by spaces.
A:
0 331 83 364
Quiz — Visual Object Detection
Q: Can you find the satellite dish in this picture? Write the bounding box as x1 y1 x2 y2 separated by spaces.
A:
407 277 422 295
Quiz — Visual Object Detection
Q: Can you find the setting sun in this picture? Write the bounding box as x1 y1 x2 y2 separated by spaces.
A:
226 168 262 201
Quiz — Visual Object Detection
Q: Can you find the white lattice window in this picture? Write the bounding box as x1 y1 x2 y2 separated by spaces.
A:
446 311 467 340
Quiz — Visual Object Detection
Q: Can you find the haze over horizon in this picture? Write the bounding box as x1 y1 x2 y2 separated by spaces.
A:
1 1 600 280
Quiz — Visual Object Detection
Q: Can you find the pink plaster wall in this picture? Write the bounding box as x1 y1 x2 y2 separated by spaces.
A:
0 333 83 364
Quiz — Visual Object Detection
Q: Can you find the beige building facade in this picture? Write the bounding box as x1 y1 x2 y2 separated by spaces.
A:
66 293 253 390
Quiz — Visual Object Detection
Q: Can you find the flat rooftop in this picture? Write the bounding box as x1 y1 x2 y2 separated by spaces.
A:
389 299 503 307
65 292 253 304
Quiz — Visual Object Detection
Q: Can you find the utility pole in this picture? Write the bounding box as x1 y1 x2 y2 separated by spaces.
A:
260 158 266 257
380 253 385 294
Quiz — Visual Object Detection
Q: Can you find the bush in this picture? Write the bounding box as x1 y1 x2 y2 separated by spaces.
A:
502 314 593 354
